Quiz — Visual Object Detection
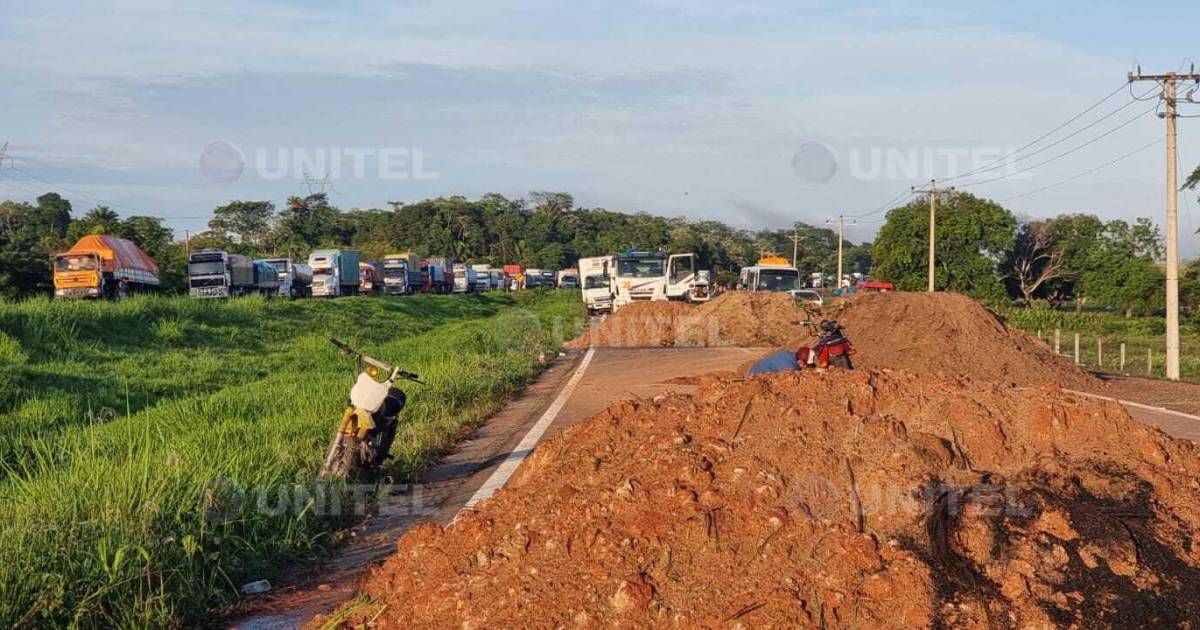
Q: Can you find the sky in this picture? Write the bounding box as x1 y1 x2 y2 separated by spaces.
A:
2 0 1200 254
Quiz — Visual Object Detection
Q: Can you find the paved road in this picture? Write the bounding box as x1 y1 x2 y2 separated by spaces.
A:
230 346 1200 628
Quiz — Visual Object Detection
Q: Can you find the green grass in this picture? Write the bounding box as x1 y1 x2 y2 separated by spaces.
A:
994 305 1200 381
0 290 584 628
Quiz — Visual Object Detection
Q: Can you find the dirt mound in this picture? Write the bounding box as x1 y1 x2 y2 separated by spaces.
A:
572 291 1095 388
337 370 1200 628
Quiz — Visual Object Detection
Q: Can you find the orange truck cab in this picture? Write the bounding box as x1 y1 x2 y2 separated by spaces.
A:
53 235 159 299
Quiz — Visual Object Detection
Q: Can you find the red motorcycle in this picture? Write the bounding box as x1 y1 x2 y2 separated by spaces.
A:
798 319 855 369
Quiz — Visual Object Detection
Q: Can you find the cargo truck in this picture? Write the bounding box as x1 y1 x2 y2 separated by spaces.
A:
557 268 579 290
358 261 384 294
738 256 801 293
253 260 282 296
309 249 361 297
260 258 313 298
452 263 477 293
470 264 495 291
612 250 696 308
525 268 545 289
579 256 614 314
382 253 422 295
53 235 160 299
420 260 451 293
540 269 557 288
188 250 255 298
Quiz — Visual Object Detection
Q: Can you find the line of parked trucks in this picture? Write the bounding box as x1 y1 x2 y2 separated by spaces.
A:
48 234 584 300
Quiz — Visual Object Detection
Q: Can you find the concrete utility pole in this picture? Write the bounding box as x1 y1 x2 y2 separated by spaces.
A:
825 215 855 288
911 180 954 292
1129 67 1200 380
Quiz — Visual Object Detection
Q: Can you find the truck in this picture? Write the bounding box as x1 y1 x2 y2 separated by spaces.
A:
612 250 696 308
689 269 713 302
502 264 524 290
53 235 159 299
259 258 312 298
540 269 557 289
471 264 496 291
738 256 801 293
309 249 361 297
253 260 282 296
420 259 452 293
525 268 545 289
557 269 580 290
452 263 477 293
358 261 384 294
382 253 422 295
188 250 255 298
579 256 614 314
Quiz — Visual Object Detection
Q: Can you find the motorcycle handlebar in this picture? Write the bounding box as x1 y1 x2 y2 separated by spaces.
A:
329 338 424 384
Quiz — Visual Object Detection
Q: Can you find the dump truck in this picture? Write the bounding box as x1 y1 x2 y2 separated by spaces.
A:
53 235 160 299
309 249 361 297
253 260 282 296
738 256 801 293
382 253 422 295
612 250 696 308
188 250 255 298
260 258 312 298
358 261 384 294
579 256 614 314
451 263 477 293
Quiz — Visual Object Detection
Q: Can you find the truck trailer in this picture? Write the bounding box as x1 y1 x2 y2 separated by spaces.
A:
188 250 255 298
260 258 313 298
309 249 361 297
53 235 159 299
253 260 282 296
382 253 422 295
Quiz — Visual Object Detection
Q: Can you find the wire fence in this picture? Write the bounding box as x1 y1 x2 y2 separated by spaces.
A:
1036 328 1174 378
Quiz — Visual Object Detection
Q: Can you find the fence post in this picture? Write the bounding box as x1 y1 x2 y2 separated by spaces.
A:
1037 329 1042 340
1074 333 1080 365
1054 329 1061 355
1120 343 1126 372
1148 348 1153 375
1097 339 1103 368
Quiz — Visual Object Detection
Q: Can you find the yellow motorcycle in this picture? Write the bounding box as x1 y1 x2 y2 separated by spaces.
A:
321 338 424 479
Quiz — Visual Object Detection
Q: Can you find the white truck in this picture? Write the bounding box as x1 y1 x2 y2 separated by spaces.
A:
309 249 361 297
738 256 801 293
470 264 494 291
452 263 478 293
557 268 579 289
612 250 696 309
579 256 614 314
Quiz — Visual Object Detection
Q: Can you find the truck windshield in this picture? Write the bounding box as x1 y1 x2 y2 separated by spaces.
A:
55 255 97 271
584 276 609 289
757 270 800 292
188 262 225 276
266 260 288 273
617 257 664 278
312 267 333 276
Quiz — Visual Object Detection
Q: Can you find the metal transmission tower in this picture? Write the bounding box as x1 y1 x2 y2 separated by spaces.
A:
1128 66 1200 380
910 180 955 292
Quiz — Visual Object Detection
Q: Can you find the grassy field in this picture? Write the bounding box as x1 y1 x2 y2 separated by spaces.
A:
0 290 583 628
994 305 1200 381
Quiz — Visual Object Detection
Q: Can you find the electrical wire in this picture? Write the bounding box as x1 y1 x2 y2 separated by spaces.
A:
997 138 1163 203
955 103 1157 189
941 87 1160 183
849 189 913 220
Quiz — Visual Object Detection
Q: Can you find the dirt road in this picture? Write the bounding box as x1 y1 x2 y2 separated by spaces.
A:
229 346 1200 628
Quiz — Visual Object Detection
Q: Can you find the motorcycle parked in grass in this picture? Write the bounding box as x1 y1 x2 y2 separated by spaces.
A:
321 338 424 479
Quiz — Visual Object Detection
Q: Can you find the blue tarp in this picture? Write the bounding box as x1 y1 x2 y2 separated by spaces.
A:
746 349 799 375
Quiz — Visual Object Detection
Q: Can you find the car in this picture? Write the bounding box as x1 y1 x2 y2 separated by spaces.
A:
791 289 824 305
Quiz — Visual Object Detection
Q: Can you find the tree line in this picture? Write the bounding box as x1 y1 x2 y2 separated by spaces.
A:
0 191 870 299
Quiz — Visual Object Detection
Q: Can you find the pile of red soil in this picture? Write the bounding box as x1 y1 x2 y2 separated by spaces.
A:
570 291 1096 388
337 370 1200 628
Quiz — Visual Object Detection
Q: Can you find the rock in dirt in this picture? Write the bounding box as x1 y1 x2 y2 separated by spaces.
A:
335 369 1200 628
570 291 1096 388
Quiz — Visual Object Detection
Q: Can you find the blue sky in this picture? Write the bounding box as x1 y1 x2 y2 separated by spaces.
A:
2 1 1199 253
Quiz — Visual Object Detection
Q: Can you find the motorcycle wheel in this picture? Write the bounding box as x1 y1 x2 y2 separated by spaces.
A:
320 433 360 479
830 354 853 370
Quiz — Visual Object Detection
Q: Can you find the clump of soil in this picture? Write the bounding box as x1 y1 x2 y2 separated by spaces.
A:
571 291 1095 388
336 370 1200 628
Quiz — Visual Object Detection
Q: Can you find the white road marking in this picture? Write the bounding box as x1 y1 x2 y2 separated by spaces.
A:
1065 389 1200 423
456 347 596 518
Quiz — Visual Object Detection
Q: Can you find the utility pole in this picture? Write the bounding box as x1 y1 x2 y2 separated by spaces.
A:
825 214 855 288
789 228 801 268
1129 67 1200 380
184 229 191 256
911 179 954 292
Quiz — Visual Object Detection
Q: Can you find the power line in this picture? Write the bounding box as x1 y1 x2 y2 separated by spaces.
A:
849 189 913 219
955 103 1156 189
941 88 1159 183
997 138 1163 203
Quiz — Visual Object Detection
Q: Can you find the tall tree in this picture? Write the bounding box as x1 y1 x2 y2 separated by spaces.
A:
1003 220 1068 304
208 200 275 251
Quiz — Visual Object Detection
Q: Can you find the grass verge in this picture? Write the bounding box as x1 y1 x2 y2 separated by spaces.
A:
0 290 583 627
